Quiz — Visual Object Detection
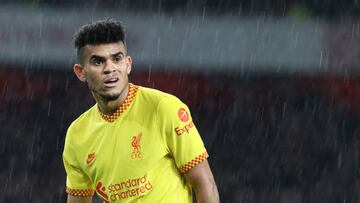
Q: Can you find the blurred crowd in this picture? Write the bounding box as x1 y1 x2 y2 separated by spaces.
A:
1 0 359 18
0 0 359 202
0 69 360 202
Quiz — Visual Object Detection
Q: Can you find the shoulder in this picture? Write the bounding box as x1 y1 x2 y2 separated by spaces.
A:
63 105 99 163
136 85 184 110
137 85 174 100
65 104 97 143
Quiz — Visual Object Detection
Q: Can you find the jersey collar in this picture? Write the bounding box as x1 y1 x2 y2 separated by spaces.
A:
98 83 139 122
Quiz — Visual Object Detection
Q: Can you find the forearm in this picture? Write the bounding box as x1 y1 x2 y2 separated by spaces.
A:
67 195 93 203
193 180 219 203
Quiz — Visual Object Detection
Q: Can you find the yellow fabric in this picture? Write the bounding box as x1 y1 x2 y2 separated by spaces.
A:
63 84 207 203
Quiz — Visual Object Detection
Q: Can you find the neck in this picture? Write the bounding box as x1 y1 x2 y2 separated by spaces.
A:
95 84 129 115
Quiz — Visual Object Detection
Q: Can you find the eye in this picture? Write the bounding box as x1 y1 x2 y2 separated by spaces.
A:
114 56 123 62
91 58 103 66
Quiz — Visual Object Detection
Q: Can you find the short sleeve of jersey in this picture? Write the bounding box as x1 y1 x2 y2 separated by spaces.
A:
157 95 208 173
63 129 95 197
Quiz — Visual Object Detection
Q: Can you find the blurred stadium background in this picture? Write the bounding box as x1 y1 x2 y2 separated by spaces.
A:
1 0 360 202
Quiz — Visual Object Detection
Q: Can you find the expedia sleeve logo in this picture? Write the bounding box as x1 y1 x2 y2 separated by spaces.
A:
174 108 194 136
178 108 189 123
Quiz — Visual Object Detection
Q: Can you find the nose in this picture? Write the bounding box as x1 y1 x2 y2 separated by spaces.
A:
103 60 115 74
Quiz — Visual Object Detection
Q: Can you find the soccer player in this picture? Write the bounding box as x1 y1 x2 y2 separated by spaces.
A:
63 19 219 203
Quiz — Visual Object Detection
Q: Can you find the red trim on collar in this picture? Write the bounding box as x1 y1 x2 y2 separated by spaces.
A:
98 83 139 122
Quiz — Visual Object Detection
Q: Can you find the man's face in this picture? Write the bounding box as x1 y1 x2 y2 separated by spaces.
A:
74 42 132 101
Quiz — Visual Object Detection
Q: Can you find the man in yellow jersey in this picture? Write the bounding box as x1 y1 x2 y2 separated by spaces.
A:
63 19 219 203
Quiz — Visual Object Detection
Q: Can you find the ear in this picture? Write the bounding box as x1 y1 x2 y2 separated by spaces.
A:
73 64 86 82
126 56 132 75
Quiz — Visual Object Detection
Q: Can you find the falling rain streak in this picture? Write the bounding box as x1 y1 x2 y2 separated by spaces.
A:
1 0 360 202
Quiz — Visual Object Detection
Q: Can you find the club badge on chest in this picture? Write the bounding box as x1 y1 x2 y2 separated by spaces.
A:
131 132 142 159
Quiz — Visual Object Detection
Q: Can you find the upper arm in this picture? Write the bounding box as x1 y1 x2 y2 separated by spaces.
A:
63 130 95 199
156 96 207 172
184 159 217 190
184 159 219 203
67 195 93 203
157 95 218 201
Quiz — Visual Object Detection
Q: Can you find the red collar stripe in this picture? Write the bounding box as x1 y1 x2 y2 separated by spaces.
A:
98 83 139 122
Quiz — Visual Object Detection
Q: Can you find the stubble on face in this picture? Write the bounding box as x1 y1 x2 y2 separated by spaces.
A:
100 93 121 101
81 42 131 104
94 83 126 101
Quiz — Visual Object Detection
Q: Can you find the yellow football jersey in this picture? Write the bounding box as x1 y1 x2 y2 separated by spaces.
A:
63 83 208 203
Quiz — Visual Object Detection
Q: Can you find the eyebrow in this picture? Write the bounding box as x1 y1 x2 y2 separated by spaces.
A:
89 55 105 61
89 51 124 60
111 51 124 57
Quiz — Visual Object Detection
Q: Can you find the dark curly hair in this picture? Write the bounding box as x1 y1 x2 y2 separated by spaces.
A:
74 19 126 63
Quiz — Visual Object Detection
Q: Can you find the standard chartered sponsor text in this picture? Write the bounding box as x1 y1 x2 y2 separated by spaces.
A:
107 175 152 201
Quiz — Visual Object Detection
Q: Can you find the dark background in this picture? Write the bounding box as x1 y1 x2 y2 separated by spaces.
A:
1 1 360 202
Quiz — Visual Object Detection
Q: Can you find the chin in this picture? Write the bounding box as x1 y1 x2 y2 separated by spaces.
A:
101 93 121 101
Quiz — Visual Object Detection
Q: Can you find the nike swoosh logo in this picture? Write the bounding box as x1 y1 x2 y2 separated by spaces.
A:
86 152 96 164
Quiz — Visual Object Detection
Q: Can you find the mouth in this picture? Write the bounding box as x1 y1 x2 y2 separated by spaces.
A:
103 78 119 87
